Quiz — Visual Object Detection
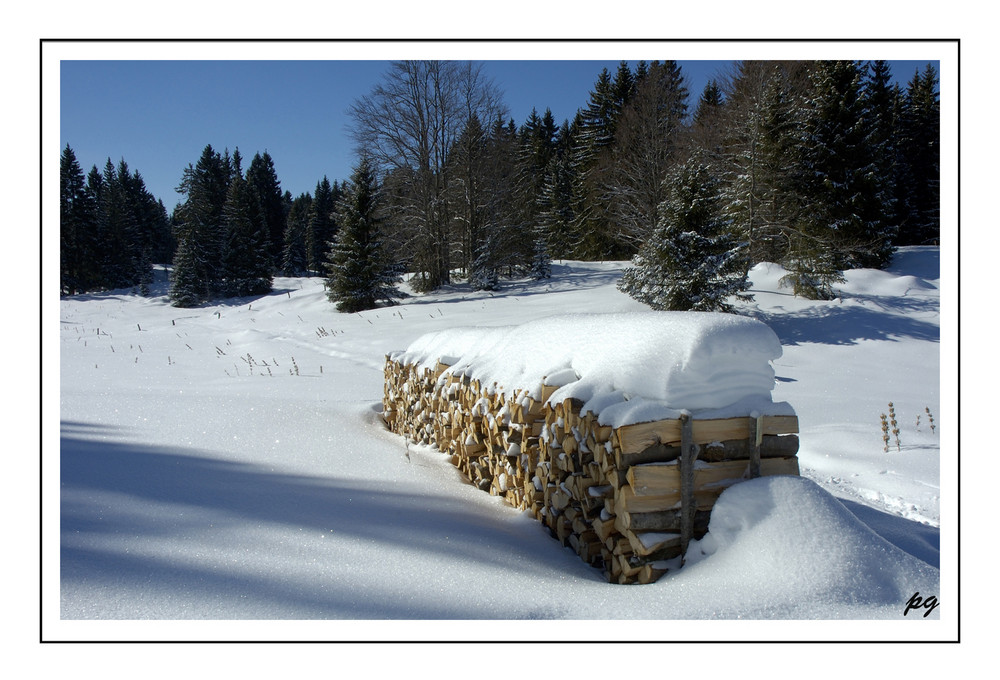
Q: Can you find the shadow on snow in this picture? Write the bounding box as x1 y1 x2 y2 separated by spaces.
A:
399 262 626 307
60 423 594 619
750 298 939 346
838 498 940 569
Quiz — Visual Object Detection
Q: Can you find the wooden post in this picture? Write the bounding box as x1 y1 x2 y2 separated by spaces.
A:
748 414 762 479
680 414 697 559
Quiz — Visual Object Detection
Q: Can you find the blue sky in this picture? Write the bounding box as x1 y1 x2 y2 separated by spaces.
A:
60 58 935 209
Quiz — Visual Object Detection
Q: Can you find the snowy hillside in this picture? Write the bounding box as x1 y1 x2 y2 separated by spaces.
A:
51 246 950 639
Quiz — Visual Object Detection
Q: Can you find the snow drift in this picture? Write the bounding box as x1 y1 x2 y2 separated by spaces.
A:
393 311 793 425
677 475 941 618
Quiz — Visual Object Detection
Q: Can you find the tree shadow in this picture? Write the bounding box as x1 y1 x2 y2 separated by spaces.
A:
400 262 626 306
60 423 595 619
752 301 940 346
885 247 940 281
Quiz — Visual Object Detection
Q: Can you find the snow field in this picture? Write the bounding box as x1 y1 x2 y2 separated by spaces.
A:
52 249 948 637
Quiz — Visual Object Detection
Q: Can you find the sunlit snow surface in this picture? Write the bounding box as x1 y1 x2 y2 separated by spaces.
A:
55 248 944 634
395 311 793 423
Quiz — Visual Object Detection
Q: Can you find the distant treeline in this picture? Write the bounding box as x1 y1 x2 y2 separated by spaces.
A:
60 59 939 310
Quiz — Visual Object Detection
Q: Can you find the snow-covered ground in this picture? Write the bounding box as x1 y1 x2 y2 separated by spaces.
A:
47 247 955 641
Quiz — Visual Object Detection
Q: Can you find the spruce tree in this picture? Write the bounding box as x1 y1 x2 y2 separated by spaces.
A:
307 177 338 273
572 68 618 259
282 192 312 276
60 145 99 295
859 59 900 266
148 198 174 265
171 144 229 306
693 79 724 127
220 174 273 297
118 163 160 295
324 157 404 313
528 224 552 280
721 62 806 267
63 150 166 294
168 237 205 307
450 114 490 281
516 108 558 273
86 166 107 288
608 60 689 250
245 151 285 266
618 155 750 312
611 60 637 120
481 117 522 283
538 138 577 261
796 60 884 271
896 64 940 245
96 158 134 289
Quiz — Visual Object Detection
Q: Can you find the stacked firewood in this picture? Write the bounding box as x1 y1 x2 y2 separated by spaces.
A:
383 355 800 584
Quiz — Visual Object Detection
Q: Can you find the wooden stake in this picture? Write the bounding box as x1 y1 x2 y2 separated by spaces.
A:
748 414 761 479
680 413 698 559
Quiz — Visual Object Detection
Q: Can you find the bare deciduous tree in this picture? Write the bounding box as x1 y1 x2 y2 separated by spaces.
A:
348 60 506 291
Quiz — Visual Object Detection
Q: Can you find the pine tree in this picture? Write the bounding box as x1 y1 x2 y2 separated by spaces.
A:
220 174 273 297
447 113 524 290
693 79 724 127
612 60 637 116
515 108 558 271
528 223 552 280
245 151 285 267
307 177 339 273
896 64 940 246
324 157 404 313
96 158 134 289
720 61 806 266
538 131 577 261
148 198 174 265
171 144 229 306
282 192 312 276
230 147 243 183
119 164 162 295
571 68 618 259
81 158 155 293
60 145 99 295
578 68 617 157
796 60 884 271
86 165 107 288
618 155 750 312
168 237 206 308
450 113 490 281
859 59 900 266
608 60 689 250
487 118 524 278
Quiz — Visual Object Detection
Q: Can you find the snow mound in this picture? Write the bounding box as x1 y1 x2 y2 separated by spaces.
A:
681 476 939 616
393 311 792 425
747 261 791 291
840 268 936 297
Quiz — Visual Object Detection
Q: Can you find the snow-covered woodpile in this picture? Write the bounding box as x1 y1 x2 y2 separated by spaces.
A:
382 312 801 584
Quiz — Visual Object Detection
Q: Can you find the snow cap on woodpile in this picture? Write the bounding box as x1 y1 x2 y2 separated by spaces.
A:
392 311 794 426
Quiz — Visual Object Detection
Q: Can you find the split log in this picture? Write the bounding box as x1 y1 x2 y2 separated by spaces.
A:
619 508 712 533
626 456 800 495
615 415 798 455
616 434 798 468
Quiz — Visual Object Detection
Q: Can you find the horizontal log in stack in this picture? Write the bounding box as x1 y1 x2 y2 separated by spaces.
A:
383 354 799 584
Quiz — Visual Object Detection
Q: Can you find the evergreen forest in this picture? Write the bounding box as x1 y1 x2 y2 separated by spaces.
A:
60 59 940 311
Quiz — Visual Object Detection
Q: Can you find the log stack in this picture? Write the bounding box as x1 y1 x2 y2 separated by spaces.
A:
383 354 799 584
